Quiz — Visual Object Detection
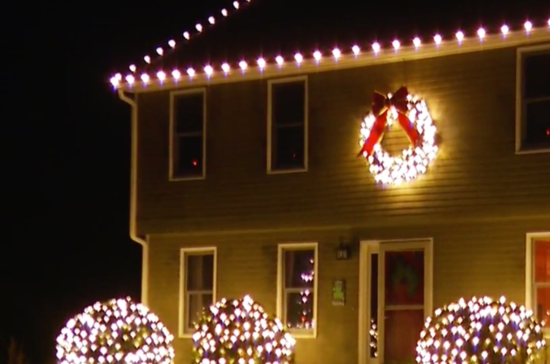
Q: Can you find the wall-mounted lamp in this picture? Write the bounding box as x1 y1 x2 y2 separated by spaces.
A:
336 237 351 260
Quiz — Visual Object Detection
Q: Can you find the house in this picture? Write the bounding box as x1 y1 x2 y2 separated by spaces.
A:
110 2 550 364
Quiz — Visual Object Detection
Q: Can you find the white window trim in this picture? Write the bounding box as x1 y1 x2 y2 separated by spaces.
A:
515 44 550 155
525 232 550 336
178 247 217 338
169 88 207 180
267 76 309 174
276 242 318 339
358 239 433 364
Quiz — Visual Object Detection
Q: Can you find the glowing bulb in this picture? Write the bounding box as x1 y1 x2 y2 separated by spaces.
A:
221 9 228 16
129 64 136 72
204 65 213 75
332 48 341 59
413 37 421 47
156 47 163 55
125 75 134 84
156 71 165 81
239 60 248 70
477 28 486 39
110 77 119 87
141 74 149 83
183 31 190 39
221 63 230 73
456 31 464 42
144 55 151 63
313 51 322 61
233 1 239 9
187 68 195 77
392 40 400 50
294 53 303 64
168 39 176 48
275 56 284 65
524 21 532 31
172 70 180 80
434 34 442 44
352 45 360 55
372 42 380 53
501 25 509 35
208 16 215 24
196 23 202 32
257 58 266 68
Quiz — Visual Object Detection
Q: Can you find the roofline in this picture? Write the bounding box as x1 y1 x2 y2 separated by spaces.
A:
112 26 550 94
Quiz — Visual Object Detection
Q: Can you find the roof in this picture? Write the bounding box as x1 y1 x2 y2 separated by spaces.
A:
110 0 550 93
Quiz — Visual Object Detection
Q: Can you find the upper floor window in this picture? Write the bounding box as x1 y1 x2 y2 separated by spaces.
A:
268 77 308 172
170 89 206 180
517 45 550 153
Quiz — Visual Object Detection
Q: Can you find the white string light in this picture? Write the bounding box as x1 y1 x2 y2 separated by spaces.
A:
110 19 550 88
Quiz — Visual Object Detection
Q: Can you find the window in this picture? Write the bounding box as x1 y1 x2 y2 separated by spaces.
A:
516 45 550 153
179 248 216 337
360 240 433 364
277 243 318 338
527 233 550 333
170 89 206 179
267 77 308 172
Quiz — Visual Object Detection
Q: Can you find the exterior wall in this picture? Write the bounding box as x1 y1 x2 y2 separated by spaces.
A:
146 217 549 364
135 44 550 236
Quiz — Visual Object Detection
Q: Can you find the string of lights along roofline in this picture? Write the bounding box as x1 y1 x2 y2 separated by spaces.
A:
126 0 252 74
110 18 550 88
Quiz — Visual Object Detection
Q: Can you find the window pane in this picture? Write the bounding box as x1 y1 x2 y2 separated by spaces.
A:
186 253 214 290
176 135 203 177
272 81 305 125
384 309 424 362
284 249 314 288
370 254 378 358
525 100 550 148
285 291 314 329
524 52 550 99
385 251 424 306
175 93 204 133
273 126 304 170
187 293 213 329
534 240 550 283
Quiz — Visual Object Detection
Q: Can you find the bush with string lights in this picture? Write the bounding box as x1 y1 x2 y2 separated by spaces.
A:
192 295 295 364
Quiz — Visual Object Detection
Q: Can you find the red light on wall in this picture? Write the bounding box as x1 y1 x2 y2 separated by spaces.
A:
192 159 198 167
546 128 549 136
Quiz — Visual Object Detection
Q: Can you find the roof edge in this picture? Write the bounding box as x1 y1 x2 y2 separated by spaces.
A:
112 26 550 94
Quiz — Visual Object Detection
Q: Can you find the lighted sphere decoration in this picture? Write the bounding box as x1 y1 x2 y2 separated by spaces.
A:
192 295 296 364
416 296 546 364
56 297 175 364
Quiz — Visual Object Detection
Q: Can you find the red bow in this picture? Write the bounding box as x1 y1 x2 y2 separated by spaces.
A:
358 86 420 157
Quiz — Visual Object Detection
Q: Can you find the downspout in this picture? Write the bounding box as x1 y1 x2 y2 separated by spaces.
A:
117 89 149 306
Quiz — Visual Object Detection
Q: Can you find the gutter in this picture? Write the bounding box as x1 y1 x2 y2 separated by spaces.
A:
117 89 149 305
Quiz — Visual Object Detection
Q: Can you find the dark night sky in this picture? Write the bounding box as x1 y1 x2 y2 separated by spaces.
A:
2 0 549 363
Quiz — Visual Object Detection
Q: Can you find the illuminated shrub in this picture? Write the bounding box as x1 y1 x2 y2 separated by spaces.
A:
370 319 378 357
56 297 174 364
416 296 546 364
192 295 295 364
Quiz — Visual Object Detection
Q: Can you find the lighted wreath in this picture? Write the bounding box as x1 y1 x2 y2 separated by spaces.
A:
358 86 438 184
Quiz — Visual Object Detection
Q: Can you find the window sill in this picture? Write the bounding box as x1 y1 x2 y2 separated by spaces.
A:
169 175 205 181
288 330 317 339
267 168 308 175
178 332 194 339
515 147 550 155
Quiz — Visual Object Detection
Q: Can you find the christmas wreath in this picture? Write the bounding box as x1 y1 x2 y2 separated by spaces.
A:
358 86 438 184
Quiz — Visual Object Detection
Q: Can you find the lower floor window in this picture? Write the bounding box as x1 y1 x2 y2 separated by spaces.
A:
530 234 550 329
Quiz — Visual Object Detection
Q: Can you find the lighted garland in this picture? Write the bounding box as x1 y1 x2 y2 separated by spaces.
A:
416 296 546 364
56 297 174 364
369 319 378 357
192 295 295 364
358 86 438 185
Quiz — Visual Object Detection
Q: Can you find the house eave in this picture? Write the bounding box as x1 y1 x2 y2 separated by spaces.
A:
112 27 550 94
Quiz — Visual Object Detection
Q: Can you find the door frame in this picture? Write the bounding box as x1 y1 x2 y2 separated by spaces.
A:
358 239 434 364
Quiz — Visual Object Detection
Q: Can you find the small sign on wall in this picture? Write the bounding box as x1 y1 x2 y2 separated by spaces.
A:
332 279 346 306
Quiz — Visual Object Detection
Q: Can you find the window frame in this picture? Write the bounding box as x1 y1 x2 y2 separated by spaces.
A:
276 242 318 339
178 247 217 338
525 232 550 336
358 239 433 364
267 76 309 174
515 44 550 154
169 88 207 180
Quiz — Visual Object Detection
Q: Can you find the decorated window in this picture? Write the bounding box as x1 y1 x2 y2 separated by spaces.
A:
517 45 550 152
530 234 550 330
362 240 432 364
179 247 216 336
268 77 308 172
277 243 318 338
170 89 206 179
